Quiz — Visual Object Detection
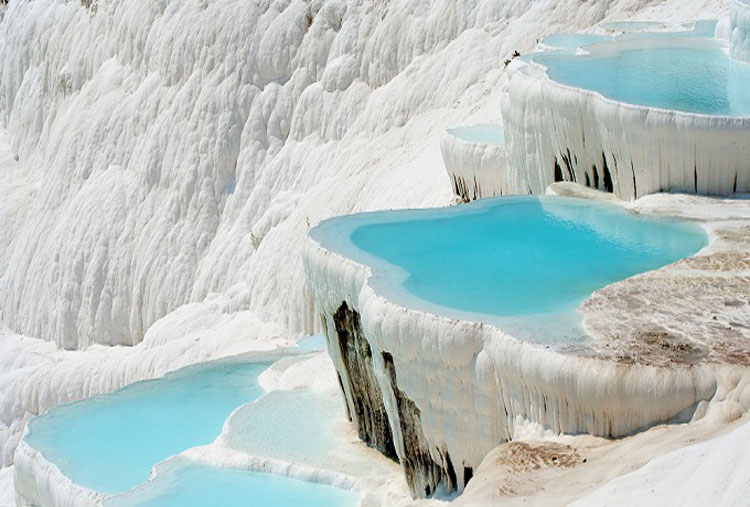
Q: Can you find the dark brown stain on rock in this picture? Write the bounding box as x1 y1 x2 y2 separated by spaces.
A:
330 302 474 497
554 157 564 182
382 351 452 497
592 164 600 189
602 152 613 193
333 302 398 461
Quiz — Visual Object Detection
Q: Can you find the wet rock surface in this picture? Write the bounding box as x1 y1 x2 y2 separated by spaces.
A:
383 352 458 496
329 303 471 497
332 302 398 461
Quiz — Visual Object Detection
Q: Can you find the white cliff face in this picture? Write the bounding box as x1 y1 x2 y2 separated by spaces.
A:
501 50 750 201
731 0 750 62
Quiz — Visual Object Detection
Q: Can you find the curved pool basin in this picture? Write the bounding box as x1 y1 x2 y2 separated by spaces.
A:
533 38 750 116
311 196 706 339
24 358 271 494
446 123 505 146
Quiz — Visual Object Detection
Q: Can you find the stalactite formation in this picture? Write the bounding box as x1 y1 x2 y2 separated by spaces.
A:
328 302 475 497
332 303 398 461
382 352 453 496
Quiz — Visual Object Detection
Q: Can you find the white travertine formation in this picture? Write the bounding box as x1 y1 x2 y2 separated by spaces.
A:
439 125 509 201
501 43 750 201
0 0 607 472
731 0 750 62
1 0 744 503
302 219 729 497
13 439 101 507
0 0 531 349
571 419 750 506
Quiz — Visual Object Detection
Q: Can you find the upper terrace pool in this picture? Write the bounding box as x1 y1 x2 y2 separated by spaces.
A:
446 123 505 146
533 37 750 116
311 197 706 340
541 33 611 51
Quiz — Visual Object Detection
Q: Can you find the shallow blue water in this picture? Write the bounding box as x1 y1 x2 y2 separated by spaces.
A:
106 460 359 507
535 41 750 116
311 197 706 332
25 358 271 494
617 20 718 40
446 123 504 145
225 390 344 464
297 334 327 351
541 33 611 50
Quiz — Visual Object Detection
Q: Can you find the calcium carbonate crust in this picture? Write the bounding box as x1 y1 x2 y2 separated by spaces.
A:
501 42 750 201
439 128 508 202
0 0 739 503
540 187 750 368
0 0 561 350
13 437 102 507
302 226 724 498
2 0 690 478
731 0 750 62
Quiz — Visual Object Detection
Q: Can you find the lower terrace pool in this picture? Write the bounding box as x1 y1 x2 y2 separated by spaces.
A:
22 348 364 506
106 459 359 507
533 37 750 116
311 196 707 340
25 357 272 494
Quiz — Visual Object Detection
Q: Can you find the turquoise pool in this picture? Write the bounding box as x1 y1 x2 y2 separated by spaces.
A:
297 334 327 351
311 197 707 336
106 459 359 507
534 39 750 116
25 358 271 494
446 123 505 146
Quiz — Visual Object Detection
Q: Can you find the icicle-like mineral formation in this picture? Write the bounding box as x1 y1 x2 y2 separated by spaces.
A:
439 125 509 202
731 0 750 62
303 237 720 498
501 44 750 200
